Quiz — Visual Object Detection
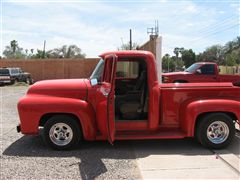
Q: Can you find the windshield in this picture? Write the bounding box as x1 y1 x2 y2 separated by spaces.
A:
90 59 104 81
185 63 201 73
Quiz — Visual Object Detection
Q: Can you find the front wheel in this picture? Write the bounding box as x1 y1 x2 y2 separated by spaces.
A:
196 113 235 149
25 77 33 85
43 115 82 150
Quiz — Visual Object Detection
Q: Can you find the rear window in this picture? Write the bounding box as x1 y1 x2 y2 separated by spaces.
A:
116 61 139 78
0 69 10 75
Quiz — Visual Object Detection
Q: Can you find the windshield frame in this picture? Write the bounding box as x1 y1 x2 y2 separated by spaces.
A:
90 58 105 82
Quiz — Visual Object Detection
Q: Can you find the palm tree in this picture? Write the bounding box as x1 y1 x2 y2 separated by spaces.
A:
173 47 180 58
10 40 18 55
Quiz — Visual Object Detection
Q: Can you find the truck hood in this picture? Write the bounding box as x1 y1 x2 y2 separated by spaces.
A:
27 79 88 100
163 72 191 76
23 72 31 76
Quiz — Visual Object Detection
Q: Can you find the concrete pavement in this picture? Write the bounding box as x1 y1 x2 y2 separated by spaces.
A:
134 135 240 179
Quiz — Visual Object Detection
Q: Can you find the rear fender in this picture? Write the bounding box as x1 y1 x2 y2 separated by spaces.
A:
18 96 97 140
180 99 240 136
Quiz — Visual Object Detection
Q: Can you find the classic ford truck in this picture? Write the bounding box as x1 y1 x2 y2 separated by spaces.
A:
17 51 240 150
162 62 240 84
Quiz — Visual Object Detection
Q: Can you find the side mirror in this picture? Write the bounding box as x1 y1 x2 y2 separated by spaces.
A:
90 78 98 86
196 69 201 74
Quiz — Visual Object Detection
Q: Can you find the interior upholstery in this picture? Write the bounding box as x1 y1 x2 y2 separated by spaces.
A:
115 70 148 120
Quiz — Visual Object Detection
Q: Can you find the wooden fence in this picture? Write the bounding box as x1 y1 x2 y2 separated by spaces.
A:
0 58 100 81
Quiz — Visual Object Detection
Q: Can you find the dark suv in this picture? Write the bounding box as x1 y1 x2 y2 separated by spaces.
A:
0 68 11 85
0 67 33 85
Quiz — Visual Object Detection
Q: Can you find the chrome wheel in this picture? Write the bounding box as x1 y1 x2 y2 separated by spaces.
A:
49 123 73 146
207 121 229 144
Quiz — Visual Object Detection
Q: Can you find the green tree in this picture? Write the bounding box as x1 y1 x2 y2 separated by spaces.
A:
162 54 174 72
173 47 180 59
181 49 196 68
225 49 240 66
118 42 139 50
197 45 224 64
3 40 26 59
47 45 86 58
32 49 44 59
173 47 184 59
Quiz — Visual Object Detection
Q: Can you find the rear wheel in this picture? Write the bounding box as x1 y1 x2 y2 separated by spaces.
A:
11 79 18 84
43 115 82 150
196 113 235 149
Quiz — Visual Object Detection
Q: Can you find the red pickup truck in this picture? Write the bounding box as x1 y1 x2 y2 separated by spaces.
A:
162 62 240 84
17 51 240 150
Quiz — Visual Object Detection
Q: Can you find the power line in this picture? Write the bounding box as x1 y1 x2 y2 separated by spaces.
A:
189 23 239 43
194 20 238 38
195 14 237 35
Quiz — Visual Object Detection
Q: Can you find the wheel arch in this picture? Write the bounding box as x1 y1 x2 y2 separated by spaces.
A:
39 111 96 141
180 99 239 136
40 113 81 127
194 111 237 136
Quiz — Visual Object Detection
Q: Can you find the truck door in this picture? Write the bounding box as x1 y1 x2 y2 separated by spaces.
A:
194 64 217 82
105 54 117 144
96 54 117 144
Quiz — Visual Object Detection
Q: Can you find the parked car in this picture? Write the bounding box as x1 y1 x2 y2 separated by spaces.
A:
17 51 240 150
0 67 33 85
162 62 240 84
0 68 11 85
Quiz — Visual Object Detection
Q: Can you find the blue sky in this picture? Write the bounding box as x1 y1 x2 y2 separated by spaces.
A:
1 0 239 57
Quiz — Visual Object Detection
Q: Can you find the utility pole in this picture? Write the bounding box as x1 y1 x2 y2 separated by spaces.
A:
42 40 46 59
129 29 132 50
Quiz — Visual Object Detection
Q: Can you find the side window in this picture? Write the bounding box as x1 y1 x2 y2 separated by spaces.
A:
200 64 215 75
116 61 139 78
10 69 19 75
16 69 19 74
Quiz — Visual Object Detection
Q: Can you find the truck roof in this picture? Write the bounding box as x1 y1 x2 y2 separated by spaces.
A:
99 50 155 59
194 62 217 65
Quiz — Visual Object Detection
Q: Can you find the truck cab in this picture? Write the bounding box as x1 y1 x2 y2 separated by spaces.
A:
17 51 240 150
163 62 240 84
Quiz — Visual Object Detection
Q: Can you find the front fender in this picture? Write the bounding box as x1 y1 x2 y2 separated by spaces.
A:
18 95 97 140
180 99 240 136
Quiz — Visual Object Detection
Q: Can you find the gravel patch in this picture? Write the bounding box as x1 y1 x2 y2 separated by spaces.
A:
0 86 141 180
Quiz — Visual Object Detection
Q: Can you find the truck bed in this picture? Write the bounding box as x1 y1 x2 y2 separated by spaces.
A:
159 82 240 127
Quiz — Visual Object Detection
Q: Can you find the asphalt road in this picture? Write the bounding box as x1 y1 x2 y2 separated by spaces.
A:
0 85 239 179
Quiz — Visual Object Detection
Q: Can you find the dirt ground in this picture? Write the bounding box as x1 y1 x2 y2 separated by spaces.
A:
0 85 239 179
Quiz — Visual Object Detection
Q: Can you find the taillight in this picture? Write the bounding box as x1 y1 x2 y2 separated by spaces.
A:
163 76 170 83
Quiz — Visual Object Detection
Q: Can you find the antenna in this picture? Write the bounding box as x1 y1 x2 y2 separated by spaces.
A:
129 29 132 50
147 20 159 36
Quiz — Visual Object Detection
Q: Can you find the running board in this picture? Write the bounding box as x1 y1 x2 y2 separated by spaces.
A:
115 130 186 140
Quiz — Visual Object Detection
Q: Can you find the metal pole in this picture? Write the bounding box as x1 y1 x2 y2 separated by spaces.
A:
42 40 46 58
156 36 162 83
168 58 170 72
129 29 132 50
